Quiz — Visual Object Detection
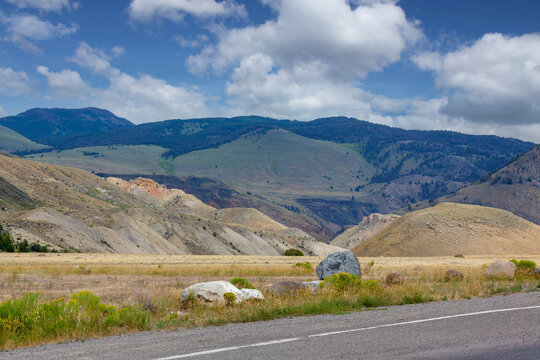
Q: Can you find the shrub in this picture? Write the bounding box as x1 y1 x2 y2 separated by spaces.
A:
321 272 363 292
284 249 304 256
230 277 255 290
223 292 236 306
294 262 312 270
454 254 464 258
509 259 537 273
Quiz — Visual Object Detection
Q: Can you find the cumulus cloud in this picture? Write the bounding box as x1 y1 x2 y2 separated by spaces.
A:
66 42 212 123
0 67 32 97
4 0 72 12
173 34 208 48
413 33 540 127
188 0 422 78
0 12 78 53
36 66 89 97
128 0 246 22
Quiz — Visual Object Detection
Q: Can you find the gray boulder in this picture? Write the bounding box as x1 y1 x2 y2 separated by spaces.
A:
485 261 515 278
534 268 540 276
269 281 307 295
181 281 264 303
316 251 361 280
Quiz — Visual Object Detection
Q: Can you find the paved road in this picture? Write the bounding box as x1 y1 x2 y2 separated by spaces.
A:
4 292 540 360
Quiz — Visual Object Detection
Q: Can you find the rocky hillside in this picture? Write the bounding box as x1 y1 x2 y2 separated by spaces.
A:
330 213 400 250
352 203 540 256
0 154 340 255
439 145 540 225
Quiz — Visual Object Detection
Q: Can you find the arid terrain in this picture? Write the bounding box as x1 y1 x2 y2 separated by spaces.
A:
1 253 538 303
353 203 540 256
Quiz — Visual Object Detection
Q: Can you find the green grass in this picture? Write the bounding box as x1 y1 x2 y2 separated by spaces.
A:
0 125 48 153
172 129 376 196
25 145 169 175
0 291 148 349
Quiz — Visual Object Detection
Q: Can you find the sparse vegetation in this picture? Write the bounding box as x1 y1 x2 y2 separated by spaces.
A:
294 262 312 270
230 277 255 290
0 225 51 253
284 249 304 256
0 254 538 350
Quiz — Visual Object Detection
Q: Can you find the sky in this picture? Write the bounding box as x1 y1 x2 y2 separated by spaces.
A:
0 0 539 143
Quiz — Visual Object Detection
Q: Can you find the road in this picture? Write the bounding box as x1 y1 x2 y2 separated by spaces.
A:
3 292 540 360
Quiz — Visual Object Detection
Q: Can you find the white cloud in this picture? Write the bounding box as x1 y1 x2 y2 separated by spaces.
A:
188 0 422 78
413 33 540 127
67 42 212 123
0 67 32 97
5 0 72 12
0 105 6 117
173 34 208 48
0 13 78 40
128 0 246 22
36 66 89 97
111 46 126 58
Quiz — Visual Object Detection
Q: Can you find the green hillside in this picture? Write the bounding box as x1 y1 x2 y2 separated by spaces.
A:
0 125 48 153
173 129 376 197
25 145 169 175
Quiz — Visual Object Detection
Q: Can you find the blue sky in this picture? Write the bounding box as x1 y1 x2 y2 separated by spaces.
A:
0 0 539 142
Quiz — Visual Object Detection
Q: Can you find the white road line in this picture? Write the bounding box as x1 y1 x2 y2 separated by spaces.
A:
151 305 540 360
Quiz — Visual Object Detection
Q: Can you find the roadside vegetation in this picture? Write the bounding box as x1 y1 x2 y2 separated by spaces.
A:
0 258 538 350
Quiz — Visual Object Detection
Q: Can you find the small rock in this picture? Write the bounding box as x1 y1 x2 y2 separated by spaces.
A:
445 269 464 281
302 280 323 292
485 261 515 278
316 251 361 280
238 288 264 301
534 268 540 276
386 272 404 285
269 281 307 295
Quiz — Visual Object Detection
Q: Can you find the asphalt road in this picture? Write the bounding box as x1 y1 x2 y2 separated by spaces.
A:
4 292 540 360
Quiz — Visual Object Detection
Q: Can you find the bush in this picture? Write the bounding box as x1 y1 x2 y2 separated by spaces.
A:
454 254 464 258
321 272 363 292
223 292 236 306
510 259 537 274
230 277 255 290
284 249 304 256
294 262 312 270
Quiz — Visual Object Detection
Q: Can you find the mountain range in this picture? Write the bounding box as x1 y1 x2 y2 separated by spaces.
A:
0 107 537 241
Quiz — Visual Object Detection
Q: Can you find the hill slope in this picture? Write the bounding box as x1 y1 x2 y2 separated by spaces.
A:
0 154 340 255
438 145 540 225
0 125 48 153
330 213 400 250
0 108 133 145
352 203 540 256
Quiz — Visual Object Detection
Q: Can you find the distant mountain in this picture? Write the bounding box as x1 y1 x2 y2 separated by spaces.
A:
0 125 48 153
0 107 134 145
6 108 535 239
352 203 540 256
438 145 540 224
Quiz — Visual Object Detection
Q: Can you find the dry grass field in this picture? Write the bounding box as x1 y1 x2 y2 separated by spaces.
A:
0 253 538 350
1 253 538 303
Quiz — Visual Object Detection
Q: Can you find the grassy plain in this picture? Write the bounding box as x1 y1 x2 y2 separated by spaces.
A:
0 253 538 350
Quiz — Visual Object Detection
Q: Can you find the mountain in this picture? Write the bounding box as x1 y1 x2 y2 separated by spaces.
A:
0 125 48 153
352 203 540 256
7 108 535 240
0 107 134 145
0 154 340 255
330 213 400 250
429 145 540 225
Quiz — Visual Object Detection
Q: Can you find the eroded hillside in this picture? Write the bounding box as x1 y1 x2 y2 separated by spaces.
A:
0 154 340 255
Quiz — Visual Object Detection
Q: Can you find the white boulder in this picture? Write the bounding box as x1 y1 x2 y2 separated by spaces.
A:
181 281 264 303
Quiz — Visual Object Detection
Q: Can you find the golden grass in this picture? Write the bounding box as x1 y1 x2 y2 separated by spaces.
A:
0 253 538 350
